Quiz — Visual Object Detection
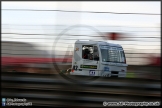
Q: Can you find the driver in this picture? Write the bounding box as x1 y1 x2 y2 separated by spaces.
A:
83 49 90 59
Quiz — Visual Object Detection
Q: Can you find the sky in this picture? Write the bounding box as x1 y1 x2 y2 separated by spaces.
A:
2 1 161 25
1 1 161 65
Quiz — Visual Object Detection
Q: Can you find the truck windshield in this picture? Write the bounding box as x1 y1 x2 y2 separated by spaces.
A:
100 45 126 63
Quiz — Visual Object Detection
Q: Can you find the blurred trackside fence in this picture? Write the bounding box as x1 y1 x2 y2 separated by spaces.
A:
1 72 161 107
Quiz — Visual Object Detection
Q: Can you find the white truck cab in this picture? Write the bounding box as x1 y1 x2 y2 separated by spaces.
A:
70 40 128 77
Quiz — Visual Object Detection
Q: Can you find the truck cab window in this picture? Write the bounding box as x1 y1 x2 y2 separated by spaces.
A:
82 45 93 60
82 45 99 60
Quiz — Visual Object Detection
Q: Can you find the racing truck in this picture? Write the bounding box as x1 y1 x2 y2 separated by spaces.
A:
69 40 128 77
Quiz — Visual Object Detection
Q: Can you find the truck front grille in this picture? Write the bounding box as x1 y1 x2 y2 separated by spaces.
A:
111 71 119 74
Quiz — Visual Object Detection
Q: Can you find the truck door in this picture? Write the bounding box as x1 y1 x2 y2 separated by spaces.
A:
81 45 99 76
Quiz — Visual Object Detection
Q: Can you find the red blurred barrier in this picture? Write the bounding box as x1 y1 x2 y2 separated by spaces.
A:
2 57 72 66
149 56 161 66
105 32 124 40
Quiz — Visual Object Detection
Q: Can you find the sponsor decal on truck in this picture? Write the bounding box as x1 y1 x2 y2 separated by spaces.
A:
80 65 97 69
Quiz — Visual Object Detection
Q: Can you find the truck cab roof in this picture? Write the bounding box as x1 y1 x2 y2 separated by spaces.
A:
75 40 123 48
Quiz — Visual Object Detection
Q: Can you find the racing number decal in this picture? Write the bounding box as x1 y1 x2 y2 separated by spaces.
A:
89 70 95 76
73 65 78 70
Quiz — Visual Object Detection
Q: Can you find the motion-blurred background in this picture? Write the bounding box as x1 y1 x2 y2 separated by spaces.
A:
1 1 161 107
2 1 161 79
